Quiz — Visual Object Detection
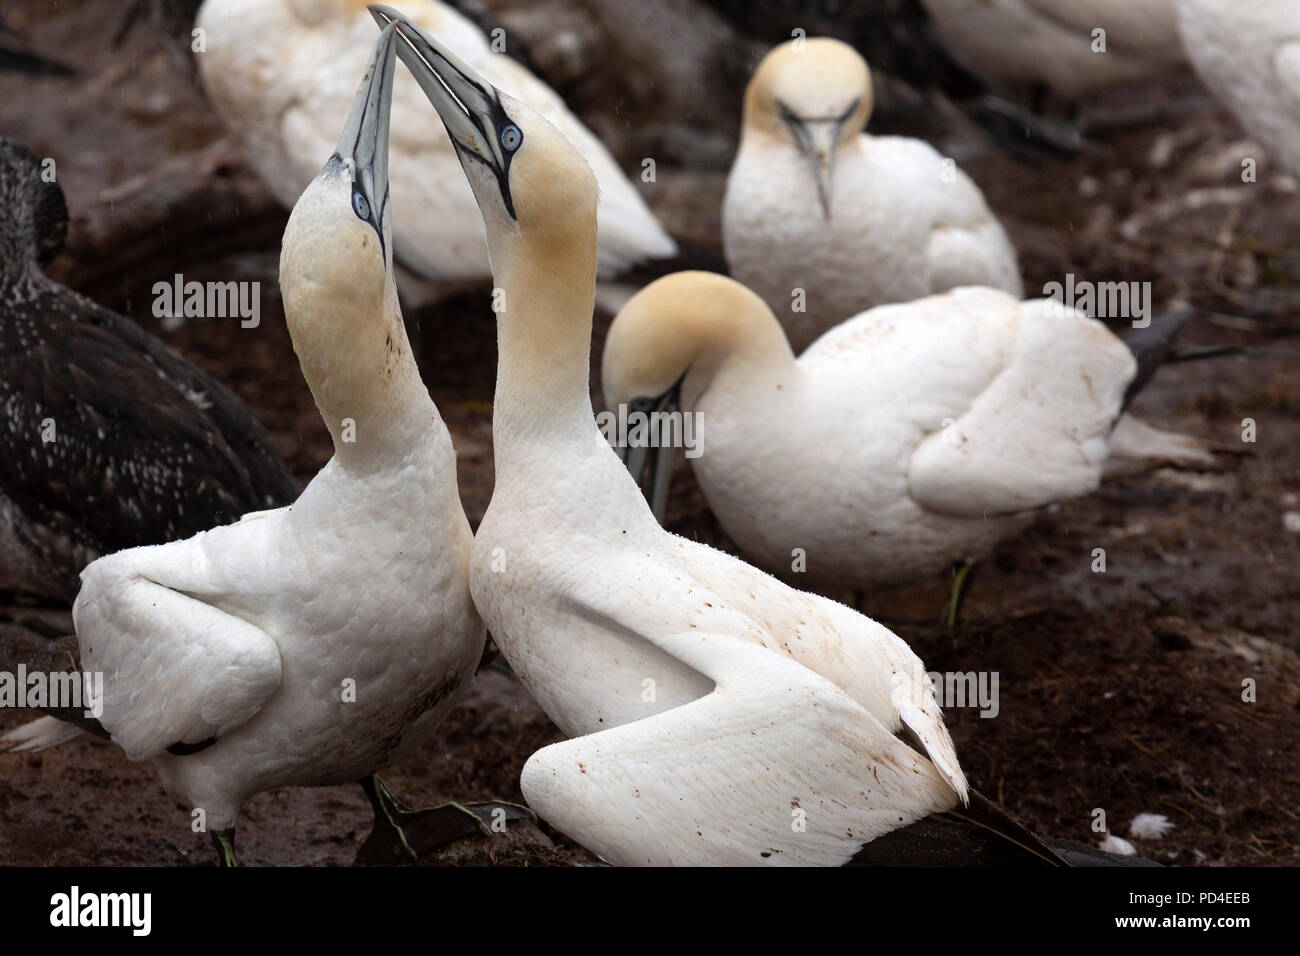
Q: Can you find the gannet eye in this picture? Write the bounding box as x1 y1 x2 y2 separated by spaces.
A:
500 124 522 152
352 192 370 221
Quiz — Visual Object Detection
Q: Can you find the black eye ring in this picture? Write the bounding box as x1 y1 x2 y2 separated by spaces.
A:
352 191 370 221
501 124 522 152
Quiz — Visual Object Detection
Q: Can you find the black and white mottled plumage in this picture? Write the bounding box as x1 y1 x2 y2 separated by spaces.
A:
0 137 296 602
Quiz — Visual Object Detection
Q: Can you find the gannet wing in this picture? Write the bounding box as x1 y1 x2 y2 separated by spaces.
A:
907 296 1135 517
73 550 282 763
520 629 958 866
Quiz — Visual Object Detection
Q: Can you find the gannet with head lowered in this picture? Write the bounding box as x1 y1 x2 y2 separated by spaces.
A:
723 37 1023 351
0 25 512 866
371 4 1146 867
602 273 1218 617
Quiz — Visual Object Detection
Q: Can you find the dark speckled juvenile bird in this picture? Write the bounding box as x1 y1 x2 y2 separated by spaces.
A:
0 137 297 603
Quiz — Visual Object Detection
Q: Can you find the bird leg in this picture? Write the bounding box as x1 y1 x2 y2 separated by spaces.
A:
939 561 977 638
354 774 534 865
210 828 239 868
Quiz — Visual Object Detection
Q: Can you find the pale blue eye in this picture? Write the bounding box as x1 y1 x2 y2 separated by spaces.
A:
501 124 522 152
352 192 370 220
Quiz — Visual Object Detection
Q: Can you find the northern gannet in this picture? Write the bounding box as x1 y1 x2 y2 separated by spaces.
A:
373 5 1141 866
919 0 1185 100
0 137 296 604
723 37 1022 351
1176 0 1300 179
194 0 677 287
603 273 1217 602
0 26 495 866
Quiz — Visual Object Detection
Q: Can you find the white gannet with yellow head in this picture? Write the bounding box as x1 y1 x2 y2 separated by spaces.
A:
920 0 1185 100
1176 0 1300 180
723 37 1023 351
602 272 1215 612
194 0 676 286
370 4 1135 867
0 26 500 866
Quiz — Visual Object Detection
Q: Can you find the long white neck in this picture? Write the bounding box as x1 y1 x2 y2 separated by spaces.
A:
487 222 601 478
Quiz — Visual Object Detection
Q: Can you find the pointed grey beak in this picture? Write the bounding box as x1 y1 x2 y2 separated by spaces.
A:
621 378 685 525
368 3 517 217
336 22 398 214
791 119 839 220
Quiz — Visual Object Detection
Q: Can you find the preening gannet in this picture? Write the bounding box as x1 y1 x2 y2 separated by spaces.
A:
0 27 498 866
603 273 1216 603
195 0 676 286
0 137 295 604
1176 0 1300 179
919 0 1185 100
723 38 1022 351
373 5 1145 866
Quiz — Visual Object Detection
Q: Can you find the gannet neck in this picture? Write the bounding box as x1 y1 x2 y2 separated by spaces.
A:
604 271 798 412
487 201 600 470
280 180 435 468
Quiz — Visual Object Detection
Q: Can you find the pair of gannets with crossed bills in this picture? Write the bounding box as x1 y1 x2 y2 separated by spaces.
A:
194 0 676 289
372 4 1147 866
919 0 1185 101
603 274 1217 597
723 37 1023 351
0 26 508 867
1176 0 1300 180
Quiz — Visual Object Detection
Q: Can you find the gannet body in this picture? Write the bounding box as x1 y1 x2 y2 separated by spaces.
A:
1176 0 1300 179
1 28 485 864
373 6 1128 867
604 274 1222 593
195 0 676 282
723 38 1022 350
0 138 295 604
920 0 1184 99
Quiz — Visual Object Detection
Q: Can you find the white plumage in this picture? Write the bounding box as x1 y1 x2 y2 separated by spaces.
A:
603 274 1215 592
1 30 484 846
723 38 1021 351
1176 0 1300 179
374 9 973 865
921 0 1185 99
195 0 677 281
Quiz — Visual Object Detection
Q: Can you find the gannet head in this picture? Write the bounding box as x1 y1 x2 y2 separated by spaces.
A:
742 38 873 220
369 4 598 268
603 271 786 519
0 137 69 277
279 23 403 438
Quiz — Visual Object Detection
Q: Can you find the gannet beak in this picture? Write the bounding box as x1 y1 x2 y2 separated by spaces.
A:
368 3 518 218
793 120 839 220
621 378 684 524
335 21 398 219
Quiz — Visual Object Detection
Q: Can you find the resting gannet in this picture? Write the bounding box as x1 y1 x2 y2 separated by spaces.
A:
372 5 1147 866
603 272 1217 609
195 0 676 287
723 38 1022 351
0 27 498 867
0 137 295 604
919 0 1185 100
1176 0 1300 179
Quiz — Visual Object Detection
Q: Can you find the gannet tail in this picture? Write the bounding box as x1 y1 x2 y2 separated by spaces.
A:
0 716 83 753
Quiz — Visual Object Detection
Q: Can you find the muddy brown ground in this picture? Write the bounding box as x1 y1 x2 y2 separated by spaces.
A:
0 0 1296 866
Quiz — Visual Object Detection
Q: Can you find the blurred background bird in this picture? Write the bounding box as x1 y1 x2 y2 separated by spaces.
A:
0 137 296 607
193 0 677 307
